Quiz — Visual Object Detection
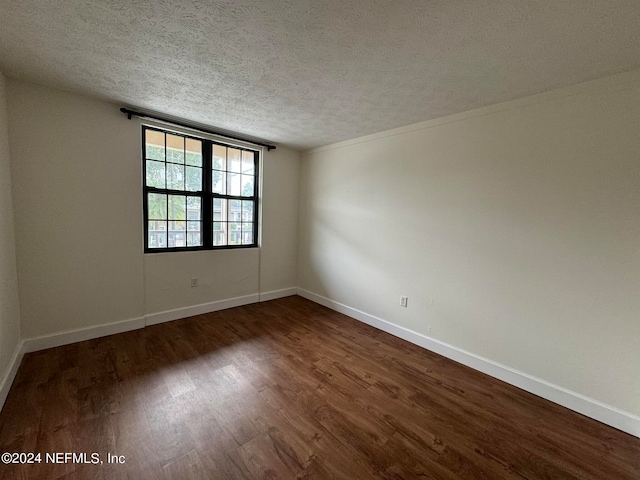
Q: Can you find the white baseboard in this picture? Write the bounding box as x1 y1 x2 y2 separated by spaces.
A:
296 288 640 438
144 288 297 326
22 316 146 354
259 287 297 302
144 294 260 326
0 341 25 411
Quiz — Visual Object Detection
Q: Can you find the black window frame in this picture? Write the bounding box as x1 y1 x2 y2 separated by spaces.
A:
142 125 259 253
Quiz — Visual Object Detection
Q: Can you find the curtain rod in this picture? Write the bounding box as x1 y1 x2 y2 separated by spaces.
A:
120 107 277 151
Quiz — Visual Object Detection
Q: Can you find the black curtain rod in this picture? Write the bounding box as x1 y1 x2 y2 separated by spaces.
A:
120 107 277 151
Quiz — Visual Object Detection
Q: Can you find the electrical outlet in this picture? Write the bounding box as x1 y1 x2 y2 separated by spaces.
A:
400 295 408 307
191 277 198 287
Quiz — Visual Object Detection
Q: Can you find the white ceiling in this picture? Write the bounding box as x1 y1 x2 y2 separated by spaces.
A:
0 1 639 150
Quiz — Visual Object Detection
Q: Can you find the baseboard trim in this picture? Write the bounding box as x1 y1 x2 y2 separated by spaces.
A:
10 289 297 359
296 288 640 438
259 287 298 302
145 294 260 326
0 340 25 411
22 316 147 354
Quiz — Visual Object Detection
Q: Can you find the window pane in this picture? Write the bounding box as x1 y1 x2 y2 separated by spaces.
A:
185 138 202 166
229 199 241 221
212 170 226 194
148 221 167 248
242 223 253 245
242 151 255 174
229 234 240 245
148 193 167 219
187 231 202 247
168 231 186 248
146 160 165 188
213 145 226 170
185 166 202 191
228 148 242 173
213 198 226 221
240 175 254 197
149 220 167 230
242 200 253 222
167 163 184 190
227 172 241 196
169 220 186 231
213 222 227 246
166 134 185 163
187 196 201 220
145 130 165 160
229 221 241 245
168 195 186 219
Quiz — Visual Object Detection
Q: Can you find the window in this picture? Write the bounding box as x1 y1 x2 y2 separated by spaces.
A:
143 126 259 252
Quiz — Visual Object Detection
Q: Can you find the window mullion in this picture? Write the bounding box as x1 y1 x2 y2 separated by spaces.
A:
202 140 213 248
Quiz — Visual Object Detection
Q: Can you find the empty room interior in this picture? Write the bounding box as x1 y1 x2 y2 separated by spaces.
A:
0 1 639 479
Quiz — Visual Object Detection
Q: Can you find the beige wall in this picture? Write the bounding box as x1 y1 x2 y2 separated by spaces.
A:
7 81 300 337
298 72 640 416
0 73 21 385
8 81 146 337
260 146 299 293
144 249 260 314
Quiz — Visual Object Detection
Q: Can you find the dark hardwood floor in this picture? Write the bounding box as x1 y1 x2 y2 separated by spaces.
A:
0 296 638 479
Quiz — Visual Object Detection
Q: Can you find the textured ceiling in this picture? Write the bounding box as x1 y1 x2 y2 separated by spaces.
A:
0 1 639 150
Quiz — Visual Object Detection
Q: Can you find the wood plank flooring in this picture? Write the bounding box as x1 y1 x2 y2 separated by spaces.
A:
0 296 638 479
